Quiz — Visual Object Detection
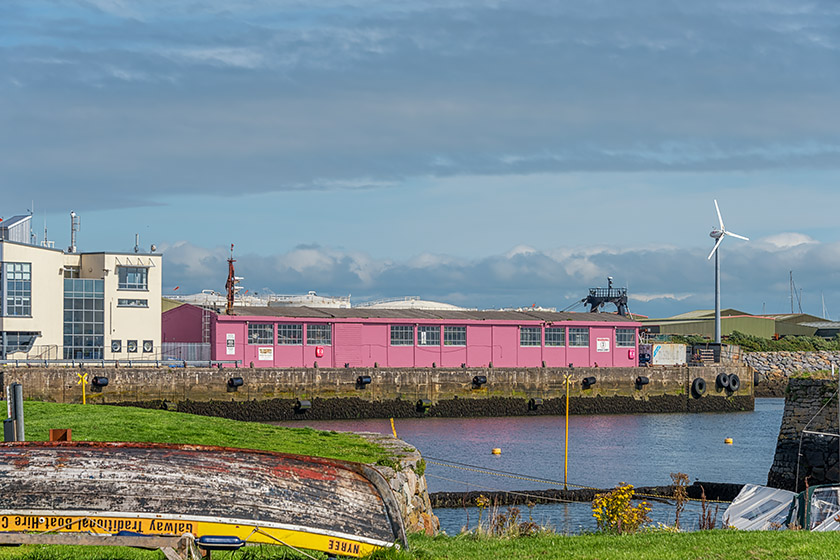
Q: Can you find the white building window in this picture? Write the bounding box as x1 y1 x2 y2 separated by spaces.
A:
117 298 148 308
569 328 589 347
2 262 32 317
117 266 148 291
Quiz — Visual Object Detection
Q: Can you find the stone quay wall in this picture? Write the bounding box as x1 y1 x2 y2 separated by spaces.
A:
745 351 840 398
0 364 753 418
363 433 439 535
767 379 840 491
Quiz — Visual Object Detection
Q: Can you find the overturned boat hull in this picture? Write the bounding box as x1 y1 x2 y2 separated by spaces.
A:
0 442 406 557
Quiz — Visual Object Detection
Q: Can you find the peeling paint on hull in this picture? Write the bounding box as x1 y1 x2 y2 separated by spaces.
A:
0 442 406 557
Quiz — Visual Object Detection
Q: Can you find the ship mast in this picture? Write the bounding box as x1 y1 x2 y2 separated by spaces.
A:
225 244 236 316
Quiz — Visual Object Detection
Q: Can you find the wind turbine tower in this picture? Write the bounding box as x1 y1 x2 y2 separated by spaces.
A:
707 200 749 344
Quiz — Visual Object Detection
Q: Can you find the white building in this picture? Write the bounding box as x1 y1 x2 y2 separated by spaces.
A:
0 214 162 360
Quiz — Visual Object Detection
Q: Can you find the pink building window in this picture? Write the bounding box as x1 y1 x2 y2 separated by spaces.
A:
248 323 274 345
616 328 636 347
569 327 589 347
545 327 565 346
443 326 466 346
277 324 303 345
306 324 332 345
418 326 439 346
520 327 541 346
390 325 414 346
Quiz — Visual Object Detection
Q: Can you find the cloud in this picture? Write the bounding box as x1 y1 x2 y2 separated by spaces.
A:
759 232 819 249
631 293 694 303
160 233 840 319
2 0 839 210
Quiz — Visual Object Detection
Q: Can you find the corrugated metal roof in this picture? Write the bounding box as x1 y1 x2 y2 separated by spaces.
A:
220 306 639 323
799 322 840 329
0 215 31 228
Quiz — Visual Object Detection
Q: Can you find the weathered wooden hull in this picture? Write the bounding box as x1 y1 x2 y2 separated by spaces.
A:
0 442 406 557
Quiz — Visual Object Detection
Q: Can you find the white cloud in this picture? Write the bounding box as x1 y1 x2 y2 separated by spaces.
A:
505 245 537 258
158 237 840 319
164 48 266 69
631 293 694 303
759 233 819 250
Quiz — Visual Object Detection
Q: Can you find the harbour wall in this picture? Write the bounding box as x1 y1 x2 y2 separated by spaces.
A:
746 351 840 398
1 364 753 417
768 379 840 491
364 433 440 535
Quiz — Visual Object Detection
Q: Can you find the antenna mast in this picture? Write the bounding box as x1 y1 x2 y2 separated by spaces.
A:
225 244 237 316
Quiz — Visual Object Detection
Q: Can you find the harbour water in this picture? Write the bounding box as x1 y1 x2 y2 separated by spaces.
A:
273 398 785 534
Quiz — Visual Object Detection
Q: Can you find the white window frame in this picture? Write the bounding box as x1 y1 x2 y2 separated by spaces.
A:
306 324 332 346
569 327 589 348
418 326 440 346
443 326 466 347
390 325 414 346
520 327 541 347
616 328 636 347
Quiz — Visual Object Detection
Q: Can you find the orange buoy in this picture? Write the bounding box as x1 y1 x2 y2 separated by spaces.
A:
724 438 733 445
491 448 501 455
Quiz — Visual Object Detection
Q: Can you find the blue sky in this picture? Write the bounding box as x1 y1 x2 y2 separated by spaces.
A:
2 1 840 318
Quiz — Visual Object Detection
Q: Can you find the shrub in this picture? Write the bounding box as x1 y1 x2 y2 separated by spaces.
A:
591 483 651 534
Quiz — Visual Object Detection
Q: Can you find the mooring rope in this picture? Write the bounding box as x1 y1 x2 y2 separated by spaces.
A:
425 473 581 504
424 456 732 504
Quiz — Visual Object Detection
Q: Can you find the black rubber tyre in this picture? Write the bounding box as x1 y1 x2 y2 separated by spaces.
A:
716 373 730 390
691 377 706 398
728 374 741 392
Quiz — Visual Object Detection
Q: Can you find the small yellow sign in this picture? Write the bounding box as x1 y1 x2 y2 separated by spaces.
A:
76 373 88 405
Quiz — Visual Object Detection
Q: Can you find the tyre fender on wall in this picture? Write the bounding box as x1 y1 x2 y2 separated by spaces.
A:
691 377 706 398
728 374 741 392
715 373 730 390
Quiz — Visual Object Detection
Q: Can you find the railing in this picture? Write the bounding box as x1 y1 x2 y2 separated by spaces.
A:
0 358 241 368
161 342 211 361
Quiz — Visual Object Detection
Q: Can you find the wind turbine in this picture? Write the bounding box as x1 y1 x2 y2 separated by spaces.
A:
707 200 749 344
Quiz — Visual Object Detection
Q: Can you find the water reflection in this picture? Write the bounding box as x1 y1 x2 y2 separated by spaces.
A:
271 399 784 534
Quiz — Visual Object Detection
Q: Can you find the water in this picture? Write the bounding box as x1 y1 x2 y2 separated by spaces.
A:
272 398 785 534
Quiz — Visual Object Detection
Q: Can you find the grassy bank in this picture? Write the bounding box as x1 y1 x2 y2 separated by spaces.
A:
1 532 840 560
7 403 840 560
19 401 390 464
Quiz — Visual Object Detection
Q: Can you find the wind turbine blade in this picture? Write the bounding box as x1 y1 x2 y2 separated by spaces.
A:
726 231 749 241
707 236 724 260
714 199 725 231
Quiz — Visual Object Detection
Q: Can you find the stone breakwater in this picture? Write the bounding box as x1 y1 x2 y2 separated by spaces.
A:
360 433 439 535
746 351 840 397
110 394 754 421
767 378 840 491
0 364 753 416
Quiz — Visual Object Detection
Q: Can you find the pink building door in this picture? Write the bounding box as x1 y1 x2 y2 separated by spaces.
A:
334 323 362 367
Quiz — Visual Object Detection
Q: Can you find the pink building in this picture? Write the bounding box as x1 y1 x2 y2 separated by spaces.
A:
162 305 641 368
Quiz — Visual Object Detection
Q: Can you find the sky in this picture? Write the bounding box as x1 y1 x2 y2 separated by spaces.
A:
2 1 839 318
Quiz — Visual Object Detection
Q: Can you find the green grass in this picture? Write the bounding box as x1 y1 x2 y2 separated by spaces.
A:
20 401 390 464
12 403 840 560
3 532 840 560
407 531 840 559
